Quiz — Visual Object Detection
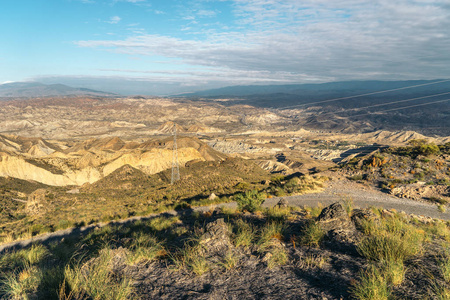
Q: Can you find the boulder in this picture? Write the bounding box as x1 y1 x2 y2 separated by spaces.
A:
316 202 357 243
199 218 233 258
316 202 354 232
208 193 217 201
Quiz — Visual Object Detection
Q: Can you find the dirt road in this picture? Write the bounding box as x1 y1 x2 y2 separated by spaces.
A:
1 179 447 253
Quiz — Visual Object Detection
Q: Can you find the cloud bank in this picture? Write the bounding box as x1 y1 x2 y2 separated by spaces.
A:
74 0 449 87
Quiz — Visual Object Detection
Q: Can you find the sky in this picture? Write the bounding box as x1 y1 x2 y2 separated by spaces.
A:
1 0 449 95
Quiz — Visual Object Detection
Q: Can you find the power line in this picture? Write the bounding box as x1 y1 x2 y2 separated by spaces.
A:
300 91 450 119
347 98 450 119
278 79 450 110
306 98 450 125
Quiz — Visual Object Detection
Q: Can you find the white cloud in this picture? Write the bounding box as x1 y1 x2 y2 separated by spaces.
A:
107 16 122 24
76 0 450 82
196 9 218 17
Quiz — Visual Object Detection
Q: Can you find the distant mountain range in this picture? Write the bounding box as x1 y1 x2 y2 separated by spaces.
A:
0 82 116 98
178 79 450 108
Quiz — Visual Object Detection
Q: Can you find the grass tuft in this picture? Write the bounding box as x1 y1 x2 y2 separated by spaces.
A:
219 251 239 271
62 248 133 300
350 265 390 300
233 219 256 248
127 232 165 264
258 222 286 251
380 259 406 286
266 246 288 269
440 251 450 283
299 221 325 248
0 264 42 300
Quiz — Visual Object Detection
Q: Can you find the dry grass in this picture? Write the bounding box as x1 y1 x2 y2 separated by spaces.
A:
0 264 42 300
299 254 328 269
351 265 390 300
126 232 166 264
299 221 325 248
219 251 239 271
62 248 133 300
233 219 256 248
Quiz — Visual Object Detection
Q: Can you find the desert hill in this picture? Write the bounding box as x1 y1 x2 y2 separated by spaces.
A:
0 135 227 186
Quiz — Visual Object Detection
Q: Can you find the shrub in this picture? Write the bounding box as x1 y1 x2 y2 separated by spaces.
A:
235 190 265 212
418 143 440 156
349 175 364 181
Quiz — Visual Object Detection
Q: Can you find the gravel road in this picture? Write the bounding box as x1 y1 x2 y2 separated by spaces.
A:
1 179 447 253
263 179 449 220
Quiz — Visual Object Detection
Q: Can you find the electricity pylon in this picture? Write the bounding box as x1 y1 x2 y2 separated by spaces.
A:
171 125 180 184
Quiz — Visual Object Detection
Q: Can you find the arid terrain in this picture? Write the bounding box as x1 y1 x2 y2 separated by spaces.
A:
1 95 450 299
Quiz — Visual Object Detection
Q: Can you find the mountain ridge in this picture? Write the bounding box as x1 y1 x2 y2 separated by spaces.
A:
0 82 117 98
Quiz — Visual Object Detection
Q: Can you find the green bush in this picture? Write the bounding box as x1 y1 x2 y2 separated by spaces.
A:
235 190 265 212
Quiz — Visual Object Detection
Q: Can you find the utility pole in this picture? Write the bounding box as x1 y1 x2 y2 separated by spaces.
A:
171 125 180 184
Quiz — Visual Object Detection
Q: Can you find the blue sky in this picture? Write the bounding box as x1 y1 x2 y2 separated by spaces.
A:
1 0 449 94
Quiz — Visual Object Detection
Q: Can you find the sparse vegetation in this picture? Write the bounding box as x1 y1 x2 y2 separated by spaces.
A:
1 200 450 299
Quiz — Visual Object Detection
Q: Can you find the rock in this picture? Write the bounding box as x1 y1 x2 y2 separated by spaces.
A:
26 189 49 215
208 193 217 201
316 202 357 243
351 209 379 231
199 218 234 258
317 203 354 232
276 198 289 208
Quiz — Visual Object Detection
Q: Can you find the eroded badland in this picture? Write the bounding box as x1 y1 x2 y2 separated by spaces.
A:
1 95 450 299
